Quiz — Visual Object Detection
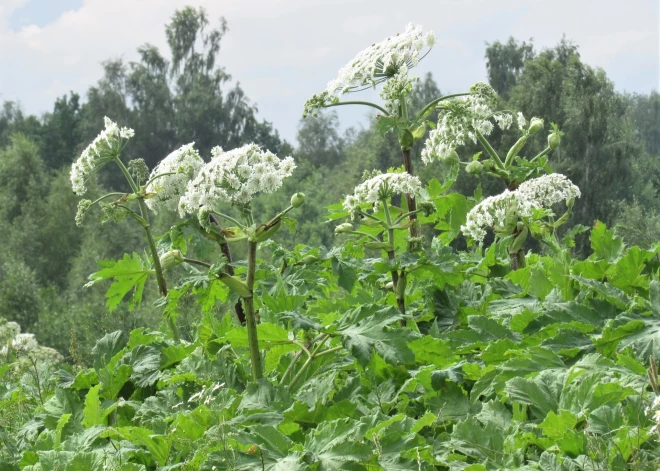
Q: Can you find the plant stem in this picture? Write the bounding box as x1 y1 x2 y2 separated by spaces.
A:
325 100 390 116
209 214 246 325
183 258 212 269
416 92 470 119
475 130 505 170
210 211 245 230
245 240 263 380
530 146 552 163
289 335 330 389
383 201 406 319
401 148 420 238
350 231 382 243
114 156 179 341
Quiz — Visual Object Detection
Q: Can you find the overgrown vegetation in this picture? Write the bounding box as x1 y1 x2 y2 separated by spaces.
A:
1 6 659 470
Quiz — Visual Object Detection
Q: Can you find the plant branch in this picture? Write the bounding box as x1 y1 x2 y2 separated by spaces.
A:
324 100 390 116
475 129 505 170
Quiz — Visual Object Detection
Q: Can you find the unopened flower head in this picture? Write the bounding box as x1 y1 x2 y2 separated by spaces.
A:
461 173 581 242
145 143 204 213
304 24 435 117
179 144 296 217
70 117 134 195
343 172 422 219
421 82 510 165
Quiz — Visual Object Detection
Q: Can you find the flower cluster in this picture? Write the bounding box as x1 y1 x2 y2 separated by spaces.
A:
516 173 581 209
379 66 418 113
461 173 581 242
304 24 435 117
0 320 63 367
145 143 204 214
178 144 296 218
70 117 134 195
422 82 508 164
343 172 423 219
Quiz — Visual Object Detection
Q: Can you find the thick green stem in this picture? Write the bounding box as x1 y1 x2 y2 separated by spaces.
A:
245 240 263 380
208 214 247 325
325 100 390 116
383 202 406 319
401 148 420 238
115 156 179 341
475 130 505 170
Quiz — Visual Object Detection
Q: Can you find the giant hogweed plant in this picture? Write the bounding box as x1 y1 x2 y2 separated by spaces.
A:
305 24 576 272
3 22 660 471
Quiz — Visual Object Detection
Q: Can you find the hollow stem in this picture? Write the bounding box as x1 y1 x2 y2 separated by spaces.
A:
183 258 212 269
114 156 179 341
289 335 330 389
416 92 470 119
530 146 552 163
324 100 390 116
208 214 246 325
144 172 178 188
245 240 263 380
383 201 406 318
475 130 505 170
210 211 245 230
401 148 420 238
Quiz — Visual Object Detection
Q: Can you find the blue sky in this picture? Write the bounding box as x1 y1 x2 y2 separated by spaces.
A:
8 0 83 29
0 0 658 144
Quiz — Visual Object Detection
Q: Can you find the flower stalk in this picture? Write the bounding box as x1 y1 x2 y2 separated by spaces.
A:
245 239 263 380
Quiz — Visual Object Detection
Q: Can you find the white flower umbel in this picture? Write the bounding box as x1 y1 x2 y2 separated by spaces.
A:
343 172 423 219
461 173 581 242
461 190 518 243
70 117 134 195
179 144 296 217
304 24 435 117
145 143 204 214
421 82 509 164
516 173 581 209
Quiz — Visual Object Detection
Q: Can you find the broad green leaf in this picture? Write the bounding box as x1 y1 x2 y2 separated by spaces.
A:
590 221 624 263
85 252 151 312
82 385 103 428
336 305 418 366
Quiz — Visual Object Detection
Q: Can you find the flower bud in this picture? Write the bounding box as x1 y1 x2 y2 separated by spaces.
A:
385 281 394 290
548 132 561 150
160 250 184 271
335 222 353 234
566 197 575 210
290 192 305 208
528 118 544 135
442 150 460 166
296 255 319 265
466 160 483 175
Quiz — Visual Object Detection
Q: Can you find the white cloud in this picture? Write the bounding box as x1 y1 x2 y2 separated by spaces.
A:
0 0 657 143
